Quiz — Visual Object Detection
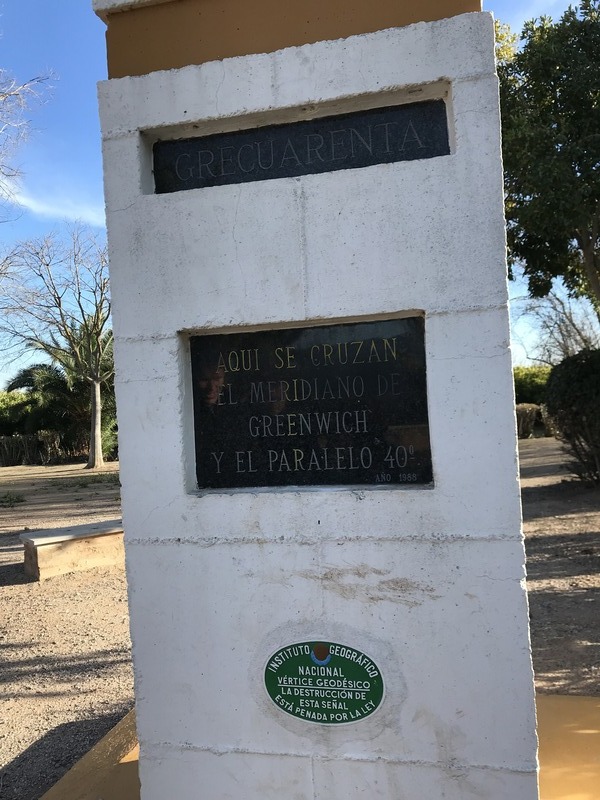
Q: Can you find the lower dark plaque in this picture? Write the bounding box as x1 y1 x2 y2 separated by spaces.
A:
190 317 432 489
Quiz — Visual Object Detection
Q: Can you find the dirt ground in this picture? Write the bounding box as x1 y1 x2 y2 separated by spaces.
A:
519 438 600 695
0 440 599 798
0 463 130 800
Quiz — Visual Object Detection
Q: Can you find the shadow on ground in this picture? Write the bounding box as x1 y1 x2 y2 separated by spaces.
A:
526 529 600 695
526 531 600 581
528 587 600 695
0 709 132 800
522 482 600 521
0 647 132 698
0 560 36 587
0 534 31 587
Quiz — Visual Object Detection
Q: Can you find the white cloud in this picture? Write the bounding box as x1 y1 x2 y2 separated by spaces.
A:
9 185 106 228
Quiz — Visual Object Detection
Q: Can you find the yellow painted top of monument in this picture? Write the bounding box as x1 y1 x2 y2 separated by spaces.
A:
93 0 482 79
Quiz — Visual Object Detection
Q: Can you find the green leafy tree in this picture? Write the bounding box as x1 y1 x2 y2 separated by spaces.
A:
0 389 27 435
513 365 552 405
498 1 600 305
494 19 517 63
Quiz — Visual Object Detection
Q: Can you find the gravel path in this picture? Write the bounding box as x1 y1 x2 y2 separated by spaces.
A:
519 439 600 696
0 464 133 800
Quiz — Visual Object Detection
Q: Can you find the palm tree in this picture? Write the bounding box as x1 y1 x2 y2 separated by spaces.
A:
6 353 116 461
7 363 90 456
40 324 116 465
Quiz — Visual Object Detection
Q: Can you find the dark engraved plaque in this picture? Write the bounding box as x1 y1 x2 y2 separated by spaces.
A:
190 317 433 490
154 100 450 193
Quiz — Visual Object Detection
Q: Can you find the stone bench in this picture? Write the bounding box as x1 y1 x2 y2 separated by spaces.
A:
20 519 124 581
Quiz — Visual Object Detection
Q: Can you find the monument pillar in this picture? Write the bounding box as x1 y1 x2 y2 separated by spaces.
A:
94 0 539 797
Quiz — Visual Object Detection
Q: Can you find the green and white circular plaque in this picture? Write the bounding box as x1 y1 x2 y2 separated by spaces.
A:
264 641 384 724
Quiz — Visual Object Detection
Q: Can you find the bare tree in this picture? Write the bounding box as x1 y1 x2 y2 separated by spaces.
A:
0 70 45 212
519 291 600 365
0 228 113 468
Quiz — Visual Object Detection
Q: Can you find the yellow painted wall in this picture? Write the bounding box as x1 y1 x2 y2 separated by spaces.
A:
102 0 482 78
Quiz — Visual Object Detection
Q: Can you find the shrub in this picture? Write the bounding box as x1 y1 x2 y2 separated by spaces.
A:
0 391 28 436
101 415 118 461
545 349 600 484
513 365 551 405
516 404 540 439
540 405 558 438
0 434 42 466
0 492 25 508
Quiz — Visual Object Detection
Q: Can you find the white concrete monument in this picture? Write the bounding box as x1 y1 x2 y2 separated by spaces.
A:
96 1 538 796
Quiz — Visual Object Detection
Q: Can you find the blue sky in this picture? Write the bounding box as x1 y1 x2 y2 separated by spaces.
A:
0 0 576 383
0 0 106 243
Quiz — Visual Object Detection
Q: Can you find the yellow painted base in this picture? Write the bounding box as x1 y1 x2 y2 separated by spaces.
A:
537 695 600 800
41 695 600 800
40 709 139 800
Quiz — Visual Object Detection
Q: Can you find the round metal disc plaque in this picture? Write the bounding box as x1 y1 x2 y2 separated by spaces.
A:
264 641 384 724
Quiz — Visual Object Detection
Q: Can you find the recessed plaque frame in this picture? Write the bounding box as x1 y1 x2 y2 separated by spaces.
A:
154 99 450 193
190 316 432 490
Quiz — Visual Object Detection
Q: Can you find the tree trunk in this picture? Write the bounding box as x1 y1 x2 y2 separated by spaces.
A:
86 380 104 469
580 238 600 309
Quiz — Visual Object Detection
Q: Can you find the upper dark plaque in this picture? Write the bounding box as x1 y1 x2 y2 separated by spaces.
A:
190 317 432 490
154 100 450 193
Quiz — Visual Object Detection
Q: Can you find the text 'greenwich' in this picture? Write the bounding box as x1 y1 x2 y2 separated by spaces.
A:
153 99 450 192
